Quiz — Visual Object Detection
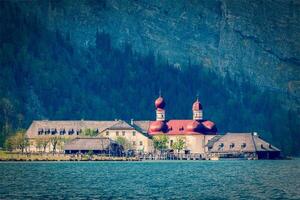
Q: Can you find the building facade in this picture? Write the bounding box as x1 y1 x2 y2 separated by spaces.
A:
25 95 280 158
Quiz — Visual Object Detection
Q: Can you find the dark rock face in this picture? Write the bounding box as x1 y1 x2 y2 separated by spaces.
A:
25 0 300 105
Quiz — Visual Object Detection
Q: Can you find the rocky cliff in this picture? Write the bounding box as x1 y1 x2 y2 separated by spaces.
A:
27 0 298 95
19 0 300 106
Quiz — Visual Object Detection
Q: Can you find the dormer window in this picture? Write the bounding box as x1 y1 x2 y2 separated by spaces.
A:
106 131 109 136
241 143 246 148
229 143 235 149
133 131 136 136
218 143 224 150
38 128 44 135
51 128 57 135
45 128 50 134
75 129 81 135
68 129 74 135
59 128 66 135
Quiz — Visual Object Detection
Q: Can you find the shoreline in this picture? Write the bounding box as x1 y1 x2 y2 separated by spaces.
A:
0 151 291 162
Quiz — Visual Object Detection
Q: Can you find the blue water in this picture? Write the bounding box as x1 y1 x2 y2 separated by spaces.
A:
0 160 300 200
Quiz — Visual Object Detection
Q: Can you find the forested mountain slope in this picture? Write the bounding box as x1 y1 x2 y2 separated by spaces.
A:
0 1 299 155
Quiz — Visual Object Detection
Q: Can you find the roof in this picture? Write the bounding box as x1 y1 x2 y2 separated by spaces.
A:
64 137 113 151
148 120 217 135
206 135 223 148
26 120 119 138
132 120 151 133
106 120 134 130
208 133 280 153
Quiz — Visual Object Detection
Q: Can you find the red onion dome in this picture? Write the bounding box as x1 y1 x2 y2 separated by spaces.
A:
150 121 167 132
155 97 166 109
186 120 201 132
192 99 202 111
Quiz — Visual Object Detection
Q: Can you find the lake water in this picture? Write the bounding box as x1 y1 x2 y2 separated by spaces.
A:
1 160 300 199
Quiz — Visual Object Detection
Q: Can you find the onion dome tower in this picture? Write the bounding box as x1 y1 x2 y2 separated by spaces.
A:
192 97 203 120
155 95 166 121
149 93 167 132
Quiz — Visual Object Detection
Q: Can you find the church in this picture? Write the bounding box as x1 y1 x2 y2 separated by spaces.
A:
26 95 280 159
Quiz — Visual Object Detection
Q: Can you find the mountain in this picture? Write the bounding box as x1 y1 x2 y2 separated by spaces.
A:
21 0 300 97
0 1 299 155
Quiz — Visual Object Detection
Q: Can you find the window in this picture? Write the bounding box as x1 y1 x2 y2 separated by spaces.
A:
241 143 246 148
133 141 136 146
116 131 119 136
60 129 65 135
133 131 136 136
106 131 109 136
218 143 224 150
51 128 57 135
38 128 43 135
230 143 235 149
122 131 125 136
68 129 74 135
45 128 50 135
139 141 143 146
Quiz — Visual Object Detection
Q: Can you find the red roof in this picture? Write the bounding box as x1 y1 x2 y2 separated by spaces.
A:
149 121 167 132
186 120 201 132
148 120 217 135
192 99 202 111
202 120 215 129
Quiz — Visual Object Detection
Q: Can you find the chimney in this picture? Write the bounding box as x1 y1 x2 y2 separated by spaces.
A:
131 119 134 125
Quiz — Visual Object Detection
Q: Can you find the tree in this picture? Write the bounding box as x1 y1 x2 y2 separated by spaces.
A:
14 130 29 153
35 137 48 152
171 137 186 156
41 137 50 153
50 136 61 154
115 136 132 152
81 128 98 137
0 98 14 145
4 136 14 151
153 135 169 153
4 129 29 153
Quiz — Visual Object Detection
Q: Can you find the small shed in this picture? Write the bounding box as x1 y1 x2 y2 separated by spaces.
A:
64 137 122 155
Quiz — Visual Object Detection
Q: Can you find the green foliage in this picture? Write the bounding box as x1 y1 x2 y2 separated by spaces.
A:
153 135 169 152
4 129 29 153
50 136 62 154
87 150 93 157
115 136 132 151
81 129 98 137
171 137 186 153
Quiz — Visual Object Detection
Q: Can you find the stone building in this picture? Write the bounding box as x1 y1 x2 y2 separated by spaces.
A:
64 137 121 155
207 133 281 159
25 94 280 158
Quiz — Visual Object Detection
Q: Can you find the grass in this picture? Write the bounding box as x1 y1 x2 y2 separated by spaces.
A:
0 151 139 161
